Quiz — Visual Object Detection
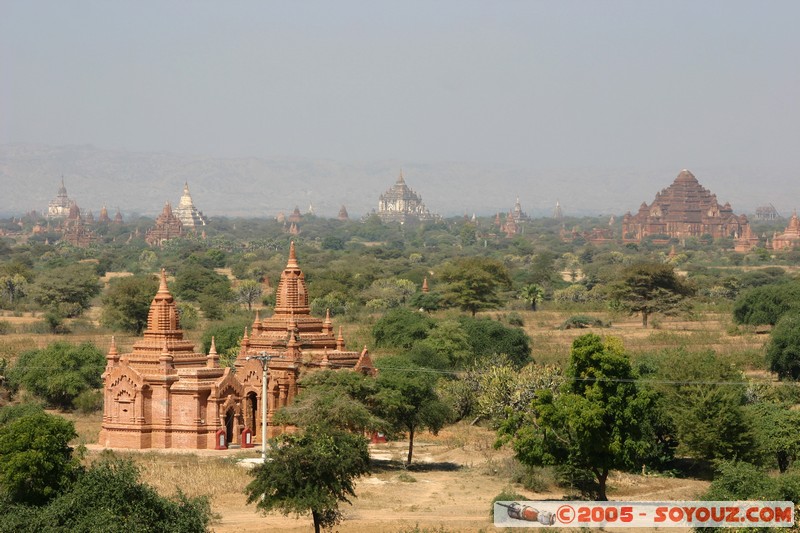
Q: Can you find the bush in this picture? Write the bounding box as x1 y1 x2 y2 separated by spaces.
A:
0 413 81 505
490 488 527 519
73 389 103 414
8 342 105 410
766 312 800 380
506 312 524 327
558 315 609 329
0 321 11 335
458 316 531 368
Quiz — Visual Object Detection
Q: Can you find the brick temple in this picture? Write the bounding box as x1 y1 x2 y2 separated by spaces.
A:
376 170 436 224
100 243 374 449
622 169 758 251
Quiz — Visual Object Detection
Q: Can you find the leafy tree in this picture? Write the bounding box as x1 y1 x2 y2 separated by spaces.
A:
173 263 232 303
638 349 756 462
414 319 472 367
245 428 370 533
0 413 81 505
746 402 800 472
374 355 452 465
101 274 159 333
732 282 800 326
0 274 27 307
200 317 251 355
703 460 800 504
362 278 417 309
372 308 434 350
8 342 105 409
439 257 512 316
276 370 384 433
497 334 671 500
28 263 101 316
519 283 544 311
766 313 800 380
236 279 263 311
610 262 694 327
0 454 212 532
458 316 531 368
0 403 45 426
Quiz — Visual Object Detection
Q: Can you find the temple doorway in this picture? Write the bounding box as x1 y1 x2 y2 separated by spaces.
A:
224 409 235 445
246 392 258 438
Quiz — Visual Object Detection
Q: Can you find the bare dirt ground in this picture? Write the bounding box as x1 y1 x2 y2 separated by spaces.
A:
82 423 709 533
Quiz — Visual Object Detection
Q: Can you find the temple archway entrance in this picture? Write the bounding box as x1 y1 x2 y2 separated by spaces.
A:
246 392 258 439
224 409 235 445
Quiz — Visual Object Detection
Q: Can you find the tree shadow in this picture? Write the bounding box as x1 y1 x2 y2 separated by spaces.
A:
370 458 461 473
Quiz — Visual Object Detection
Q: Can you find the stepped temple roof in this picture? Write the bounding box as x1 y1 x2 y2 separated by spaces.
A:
174 182 208 228
376 170 437 224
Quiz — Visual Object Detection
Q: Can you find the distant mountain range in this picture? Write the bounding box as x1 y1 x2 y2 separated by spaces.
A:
0 143 793 219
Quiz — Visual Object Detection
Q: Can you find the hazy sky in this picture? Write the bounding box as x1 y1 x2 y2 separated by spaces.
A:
2 1 799 171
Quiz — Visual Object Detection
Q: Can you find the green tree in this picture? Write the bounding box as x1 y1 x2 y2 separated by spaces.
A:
497 334 670 500
8 342 105 409
519 283 544 311
610 262 694 327
25 454 212 532
0 274 27 307
28 263 101 316
732 282 800 326
0 413 81 505
236 279 263 311
100 274 159 334
458 316 531 368
372 308 434 350
374 355 452 465
245 429 370 533
639 349 756 462
276 370 384 433
766 313 800 380
746 402 800 472
439 257 512 316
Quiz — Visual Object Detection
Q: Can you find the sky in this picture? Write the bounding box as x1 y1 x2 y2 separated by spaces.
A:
2 0 799 173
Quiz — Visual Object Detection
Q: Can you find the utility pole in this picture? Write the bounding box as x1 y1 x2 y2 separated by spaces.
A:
246 352 273 462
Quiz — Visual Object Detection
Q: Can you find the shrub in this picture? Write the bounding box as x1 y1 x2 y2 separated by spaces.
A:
8 342 105 409
0 321 10 335
558 315 608 329
506 312 524 327
73 389 103 414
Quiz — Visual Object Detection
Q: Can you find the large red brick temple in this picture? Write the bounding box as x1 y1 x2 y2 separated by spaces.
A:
100 244 374 449
622 169 757 251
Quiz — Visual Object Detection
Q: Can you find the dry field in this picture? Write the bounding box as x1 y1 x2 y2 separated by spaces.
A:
5 305 768 531
78 423 708 533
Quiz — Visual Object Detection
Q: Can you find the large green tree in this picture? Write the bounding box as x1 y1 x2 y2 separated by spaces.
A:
276 370 384 434
28 263 101 317
245 428 370 533
497 334 670 500
0 413 81 505
372 307 434 350
439 257 512 316
100 274 159 333
766 313 800 380
610 262 694 327
374 355 452 465
733 282 800 326
638 349 756 462
8 342 105 409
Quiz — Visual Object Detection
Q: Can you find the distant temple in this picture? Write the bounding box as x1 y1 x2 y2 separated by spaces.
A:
48 178 76 219
553 200 564 220
145 202 184 247
510 197 529 222
61 203 97 247
99 244 374 450
338 205 349 221
98 206 112 224
622 169 757 251
772 211 800 251
376 170 436 224
173 182 208 228
755 204 782 221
